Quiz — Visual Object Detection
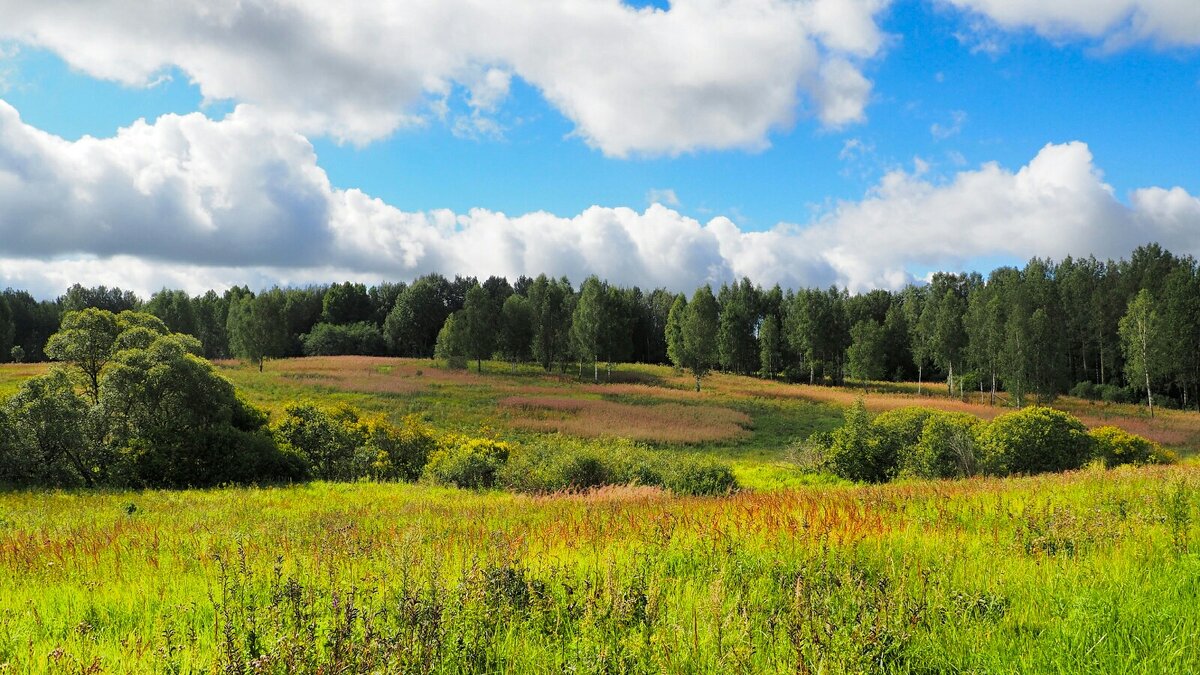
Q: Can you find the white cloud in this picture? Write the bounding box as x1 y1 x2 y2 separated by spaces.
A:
930 110 967 140
646 188 681 207
1 101 1199 298
944 0 1200 48
0 0 889 156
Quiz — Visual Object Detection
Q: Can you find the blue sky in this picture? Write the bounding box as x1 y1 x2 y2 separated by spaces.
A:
0 1 1197 297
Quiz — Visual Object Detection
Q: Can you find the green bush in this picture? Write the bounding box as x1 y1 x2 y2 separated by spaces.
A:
272 404 370 481
977 407 1093 476
662 456 737 496
872 407 935 477
908 412 982 479
424 436 512 489
1069 382 1098 401
1098 384 1133 404
1089 426 1174 468
498 435 736 495
366 415 437 481
823 401 893 483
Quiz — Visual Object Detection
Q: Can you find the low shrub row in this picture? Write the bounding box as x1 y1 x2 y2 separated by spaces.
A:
810 402 1174 483
428 434 738 496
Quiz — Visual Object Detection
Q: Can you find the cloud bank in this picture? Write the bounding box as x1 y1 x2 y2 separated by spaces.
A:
0 0 889 156
1 101 1199 298
945 0 1200 48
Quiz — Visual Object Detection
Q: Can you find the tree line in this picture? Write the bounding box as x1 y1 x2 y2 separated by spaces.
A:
1 243 1196 410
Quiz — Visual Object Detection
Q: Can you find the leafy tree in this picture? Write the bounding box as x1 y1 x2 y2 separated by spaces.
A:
301 322 386 356
10 345 25 363
758 313 783 379
717 278 760 375
322 282 374 325
227 290 290 371
528 275 572 372
5 369 96 486
384 275 454 357
0 295 13 364
822 400 893 483
665 294 687 370
462 285 497 373
44 308 120 403
435 312 469 369
497 294 533 370
59 284 141 314
681 286 719 392
271 404 367 481
847 319 886 390
1119 289 1167 417
571 276 607 382
146 289 197 337
369 282 406 326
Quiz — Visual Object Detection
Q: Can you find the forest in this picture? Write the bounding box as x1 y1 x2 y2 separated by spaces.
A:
3 243 1193 411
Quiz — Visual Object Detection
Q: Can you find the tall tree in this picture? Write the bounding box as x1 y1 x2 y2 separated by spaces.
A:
571 276 607 382
44 308 120 404
716 278 760 375
528 275 573 372
758 313 783 380
461 285 496 373
497 294 533 371
681 286 719 392
1119 289 1167 417
665 294 687 371
322 282 373 325
847 319 886 391
227 290 290 372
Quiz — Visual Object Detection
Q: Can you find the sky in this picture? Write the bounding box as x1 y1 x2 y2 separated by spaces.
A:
0 0 1197 299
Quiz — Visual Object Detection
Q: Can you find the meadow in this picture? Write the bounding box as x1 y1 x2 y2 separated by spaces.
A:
2 358 1199 672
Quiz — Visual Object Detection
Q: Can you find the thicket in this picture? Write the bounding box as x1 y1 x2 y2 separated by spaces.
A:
811 402 1172 483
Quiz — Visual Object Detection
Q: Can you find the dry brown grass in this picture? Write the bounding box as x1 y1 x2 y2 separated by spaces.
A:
498 395 751 443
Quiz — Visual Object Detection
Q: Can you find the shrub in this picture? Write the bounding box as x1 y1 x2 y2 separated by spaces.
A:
1098 384 1133 404
272 404 370 481
977 407 1093 476
908 412 982 479
424 436 512 489
872 407 935 476
1089 426 1174 468
365 415 437 481
1069 382 1098 401
823 401 893 483
662 456 736 496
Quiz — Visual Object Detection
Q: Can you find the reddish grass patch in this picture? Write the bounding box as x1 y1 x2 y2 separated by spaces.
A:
498 396 751 443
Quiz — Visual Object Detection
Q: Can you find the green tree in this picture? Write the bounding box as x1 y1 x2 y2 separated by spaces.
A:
1119 289 1167 417
5 369 96 486
462 285 496 372
226 290 290 372
758 313 783 379
571 276 607 382
44 308 120 404
717 278 760 375
322 282 374 325
665 294 687 370
146 289 197 337
0 295 13 364
497 294 533 371
681 286 719 392
435 313 469 369
847 319 886 391
528 275 572 372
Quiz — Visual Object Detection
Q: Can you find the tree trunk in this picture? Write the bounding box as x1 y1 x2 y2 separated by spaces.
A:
695 374 701 392
258 357 264 373
1146 370 1155 419
947 361 954 397
593 360 598 383
990 370 996 406
917 364 923 395
477 357 482 374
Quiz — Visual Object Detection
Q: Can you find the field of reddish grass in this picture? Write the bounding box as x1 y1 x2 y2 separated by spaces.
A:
498 395 751 443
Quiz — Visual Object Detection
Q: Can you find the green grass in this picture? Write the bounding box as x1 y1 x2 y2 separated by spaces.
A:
1 465 1198 672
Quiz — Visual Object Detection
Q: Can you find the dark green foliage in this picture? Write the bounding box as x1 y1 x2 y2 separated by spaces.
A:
681 286 719 391
3 368 96 486
434 313 469 369
909 412 981 479
385 275 457 357
1069 381 1098 401
59 284 141 314
822 400 894 483
497 294 533 368
978 407 1093 476
227 289 291 370
661 456 737 496
301 322 386 356
322 282 374 325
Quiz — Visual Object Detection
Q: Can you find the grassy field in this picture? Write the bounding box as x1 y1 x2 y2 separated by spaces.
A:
3 358 1200 672
1 466 1198 672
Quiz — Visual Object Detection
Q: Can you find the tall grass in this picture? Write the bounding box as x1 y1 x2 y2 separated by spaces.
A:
1 464 1198 672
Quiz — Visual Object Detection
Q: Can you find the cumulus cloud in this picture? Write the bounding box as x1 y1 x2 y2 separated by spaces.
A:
944 0 1200 48
0 0 889 156
1 101 1199 298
